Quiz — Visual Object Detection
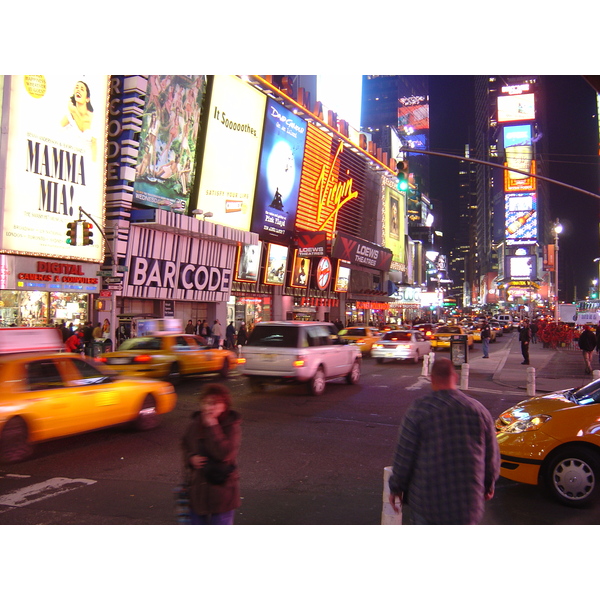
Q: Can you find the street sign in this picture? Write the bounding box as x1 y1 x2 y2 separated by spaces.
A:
105 277 123 283
107 284 122 291
99 290 112 297
116 265 128 272
97 270 113 277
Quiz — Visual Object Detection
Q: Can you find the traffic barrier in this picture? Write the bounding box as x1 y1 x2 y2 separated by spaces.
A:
460 363 470 390
527 366 536 396
381 466 402 525
422 353 430 377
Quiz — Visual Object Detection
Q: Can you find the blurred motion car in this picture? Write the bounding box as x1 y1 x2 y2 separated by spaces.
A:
430 325 474 351
371 330 431 364
97 333 238 384
338 326 382 354
496 379 600 507
488 320 503 337
0 328 177 463
411 323 436 340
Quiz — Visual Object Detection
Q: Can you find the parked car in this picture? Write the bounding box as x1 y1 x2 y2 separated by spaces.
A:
238 321 361 395
338 326 382 354
97 333 238 384
0 339 177 463
496 379 600 507
371 330 432 363
430 325 474 351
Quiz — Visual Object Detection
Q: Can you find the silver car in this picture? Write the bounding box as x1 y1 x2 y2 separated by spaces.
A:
371 330 431 363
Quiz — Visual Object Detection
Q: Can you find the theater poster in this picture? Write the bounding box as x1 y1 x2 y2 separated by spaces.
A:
1 75 108 262
251 98 307 244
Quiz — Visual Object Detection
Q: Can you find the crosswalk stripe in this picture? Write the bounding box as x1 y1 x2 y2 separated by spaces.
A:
0 477 96 508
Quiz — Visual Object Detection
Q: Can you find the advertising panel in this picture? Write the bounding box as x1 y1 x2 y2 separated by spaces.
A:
290 250 309 288
296 231 327 257
1 75 108 262
505 193 537 245
264 243 288 285
251 98 307 243
194 75 267 230
503 123 535 191
334 263 351 293
296 124 363 238
497 93 535 122
235 241 262 283
508 255 537 280
331 232 393 272
383 184 405 267
133 75 205 214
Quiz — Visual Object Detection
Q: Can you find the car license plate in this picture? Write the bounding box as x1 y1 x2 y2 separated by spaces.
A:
439 336 449 341
109 357 129 365
261 353 276 361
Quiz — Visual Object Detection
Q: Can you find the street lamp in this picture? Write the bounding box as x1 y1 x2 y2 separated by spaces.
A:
553 219 563 322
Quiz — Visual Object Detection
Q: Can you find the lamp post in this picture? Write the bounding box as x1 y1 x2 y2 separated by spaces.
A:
553 219 563 323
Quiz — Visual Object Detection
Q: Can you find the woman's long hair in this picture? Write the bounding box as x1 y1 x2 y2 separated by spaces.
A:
70 81 94 112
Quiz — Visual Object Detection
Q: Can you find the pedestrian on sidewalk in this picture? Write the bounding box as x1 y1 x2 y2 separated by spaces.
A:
388 358 500 525
530 320 538 344
481 320 491 358
578 324 597 374
518 319 531 365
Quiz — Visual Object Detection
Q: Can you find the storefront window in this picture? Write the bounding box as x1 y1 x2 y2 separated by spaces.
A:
50 292 88 328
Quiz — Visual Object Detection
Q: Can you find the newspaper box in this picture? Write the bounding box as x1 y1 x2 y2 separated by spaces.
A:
450 334 468 367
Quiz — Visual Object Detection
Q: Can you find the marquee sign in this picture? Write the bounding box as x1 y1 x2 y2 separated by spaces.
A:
331 232 393 272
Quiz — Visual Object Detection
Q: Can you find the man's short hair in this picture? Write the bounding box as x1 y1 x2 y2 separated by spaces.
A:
430 357 455 381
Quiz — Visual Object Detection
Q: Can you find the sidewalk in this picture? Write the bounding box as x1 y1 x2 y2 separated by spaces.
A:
465 331 595 394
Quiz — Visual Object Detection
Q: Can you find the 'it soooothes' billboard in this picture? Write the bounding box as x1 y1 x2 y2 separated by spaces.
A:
193 76 266 229
1 75 108 262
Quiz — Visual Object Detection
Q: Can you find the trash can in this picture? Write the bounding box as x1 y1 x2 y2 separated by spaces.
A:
102 339 113 353
450 334 468 368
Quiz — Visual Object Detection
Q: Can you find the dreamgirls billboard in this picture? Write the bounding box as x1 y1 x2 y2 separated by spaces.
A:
193 76 267 230
133 75 205 214
0 75 108 262
250 98 307 244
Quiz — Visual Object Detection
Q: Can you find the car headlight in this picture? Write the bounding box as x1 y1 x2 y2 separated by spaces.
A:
503 414 552 433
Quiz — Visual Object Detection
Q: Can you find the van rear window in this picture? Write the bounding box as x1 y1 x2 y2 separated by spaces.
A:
247 326 300 348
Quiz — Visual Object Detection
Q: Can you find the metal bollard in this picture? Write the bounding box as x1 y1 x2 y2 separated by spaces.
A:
593 370 600 381
527 366 536 396
422 353 430 377
460 363 469 390
381 466 402 525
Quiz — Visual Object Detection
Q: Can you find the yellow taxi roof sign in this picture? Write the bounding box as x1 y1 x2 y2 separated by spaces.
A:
0 327 64 354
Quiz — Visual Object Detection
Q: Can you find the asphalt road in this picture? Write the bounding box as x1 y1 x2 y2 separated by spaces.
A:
1 332 599 526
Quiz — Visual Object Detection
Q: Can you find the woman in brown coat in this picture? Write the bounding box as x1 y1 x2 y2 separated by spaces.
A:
181 383 241 524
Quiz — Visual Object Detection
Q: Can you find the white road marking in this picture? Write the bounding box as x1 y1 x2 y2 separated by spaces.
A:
0 477 96 508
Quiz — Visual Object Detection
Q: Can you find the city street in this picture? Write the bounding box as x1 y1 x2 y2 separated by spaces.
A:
1 331 599 526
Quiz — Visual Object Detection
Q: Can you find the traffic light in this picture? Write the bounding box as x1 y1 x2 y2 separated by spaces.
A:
66 222 78 245
396 160 409 191
81 221 93 246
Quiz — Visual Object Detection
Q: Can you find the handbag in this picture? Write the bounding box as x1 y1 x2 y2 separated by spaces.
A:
203 458 235 485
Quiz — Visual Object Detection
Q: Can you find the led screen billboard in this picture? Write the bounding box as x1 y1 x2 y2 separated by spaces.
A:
251 98 307 243
498 93 535 122
133 75 205 214
505 193 537 245
1 75 108 262
193 76 267 230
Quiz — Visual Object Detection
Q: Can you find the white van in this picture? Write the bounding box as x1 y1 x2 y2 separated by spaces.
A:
494 314 515 331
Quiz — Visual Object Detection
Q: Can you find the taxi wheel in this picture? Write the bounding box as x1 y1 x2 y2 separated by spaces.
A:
346 360 361 385
134 395 159 431
308 367 326 396
544 447 600 507
0 417 33 463
166 362 181 385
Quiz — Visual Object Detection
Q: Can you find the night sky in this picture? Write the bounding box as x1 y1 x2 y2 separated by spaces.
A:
428 75 599 302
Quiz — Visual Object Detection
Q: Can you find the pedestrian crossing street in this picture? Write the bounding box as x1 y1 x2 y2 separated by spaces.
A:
0 474 96 513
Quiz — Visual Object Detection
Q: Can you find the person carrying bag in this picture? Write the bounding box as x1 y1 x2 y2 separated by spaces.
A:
180 383 241 525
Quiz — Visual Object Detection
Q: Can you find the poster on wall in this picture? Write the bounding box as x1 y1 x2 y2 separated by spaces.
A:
290 250 309 288
1 75 108 262
264 243 288 285
383 184 405 266
251 98 307 244
235 241 262 283
334 263 350 293
133 75 205 214
193 75 267 230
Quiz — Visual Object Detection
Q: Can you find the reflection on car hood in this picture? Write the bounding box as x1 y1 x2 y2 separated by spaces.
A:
504 391 576 417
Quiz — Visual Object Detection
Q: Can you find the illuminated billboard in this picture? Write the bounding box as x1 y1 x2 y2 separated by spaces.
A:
264 243 288 285
251 98 307 243
1 75 108 262
383 184 405 267
193 75 267 229
235 241 262 283
498 93 535 122
508 255 537 280
505 193 537 245
133 75 205 214
290 250 309 288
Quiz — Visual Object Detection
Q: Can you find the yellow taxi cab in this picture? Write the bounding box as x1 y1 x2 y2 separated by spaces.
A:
97 333 238 383
430 325 474 351
338 326 382 355
470 324 497 343
496 379 600 507
0 328 177 463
